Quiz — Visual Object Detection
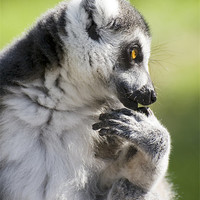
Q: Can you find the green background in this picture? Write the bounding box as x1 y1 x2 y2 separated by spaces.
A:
0 0 199 199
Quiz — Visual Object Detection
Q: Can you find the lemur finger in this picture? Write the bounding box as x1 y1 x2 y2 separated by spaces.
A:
99 128 122 136
137 107 150 117
99 111 145 124
114 108 133 116
99 113 127 122
137 107 154 117
99 108 133 120
93 119 130 130
92 120 120 130
110 107 150 117
114 107 153 118
99 128 131 140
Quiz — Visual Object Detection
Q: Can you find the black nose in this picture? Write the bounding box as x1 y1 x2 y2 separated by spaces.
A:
151 90 157 103
130 87 157 106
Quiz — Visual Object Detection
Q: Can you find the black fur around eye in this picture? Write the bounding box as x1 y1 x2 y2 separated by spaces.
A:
118 43 143 70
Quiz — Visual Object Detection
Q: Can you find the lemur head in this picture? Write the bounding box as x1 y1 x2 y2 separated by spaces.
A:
63 0 156 110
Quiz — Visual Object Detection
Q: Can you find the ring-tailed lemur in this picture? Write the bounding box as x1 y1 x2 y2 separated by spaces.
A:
0 0 174 199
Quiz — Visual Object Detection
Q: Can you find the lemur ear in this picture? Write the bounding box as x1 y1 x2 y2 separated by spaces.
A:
82 0 96 20
82 0 101 41
83 0 96 11
83 0 119 19
80 0 120 41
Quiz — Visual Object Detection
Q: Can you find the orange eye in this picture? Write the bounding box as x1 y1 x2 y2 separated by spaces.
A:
131 48 138 60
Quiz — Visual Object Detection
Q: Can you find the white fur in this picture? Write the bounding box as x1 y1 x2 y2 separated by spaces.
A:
95 0 119 18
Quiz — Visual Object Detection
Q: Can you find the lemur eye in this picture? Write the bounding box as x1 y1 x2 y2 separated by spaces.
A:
129 45 143 63
131 48 139 60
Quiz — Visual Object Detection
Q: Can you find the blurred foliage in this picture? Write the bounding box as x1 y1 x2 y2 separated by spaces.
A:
0 0 199 199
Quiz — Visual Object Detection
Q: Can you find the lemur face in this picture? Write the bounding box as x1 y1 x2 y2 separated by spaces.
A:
65 0 156 109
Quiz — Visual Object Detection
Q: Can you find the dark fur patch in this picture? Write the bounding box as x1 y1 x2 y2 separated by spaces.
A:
0 34 45 86
46 110 54 125
89 55 93 68
84 1 100 41
57 7 68 36
117 40 144 71
87 20 100 41
126 145 137 161
0 4 68 87
94 136 123 160
55 75 65 93
110 178 147 199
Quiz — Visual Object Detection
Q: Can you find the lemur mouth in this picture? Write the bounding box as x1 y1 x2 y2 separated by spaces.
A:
116 83 156 112
118 96 138 110
119 97 151 116
117 86 156 112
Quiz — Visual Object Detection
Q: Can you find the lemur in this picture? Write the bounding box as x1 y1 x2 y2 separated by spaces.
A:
0 0 174 199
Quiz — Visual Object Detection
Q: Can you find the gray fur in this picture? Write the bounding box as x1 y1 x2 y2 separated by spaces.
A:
0 0 174 199
108 178 147 200
0 3 67 87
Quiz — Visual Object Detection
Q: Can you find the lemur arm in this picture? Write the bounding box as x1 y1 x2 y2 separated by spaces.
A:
93 108 171 200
